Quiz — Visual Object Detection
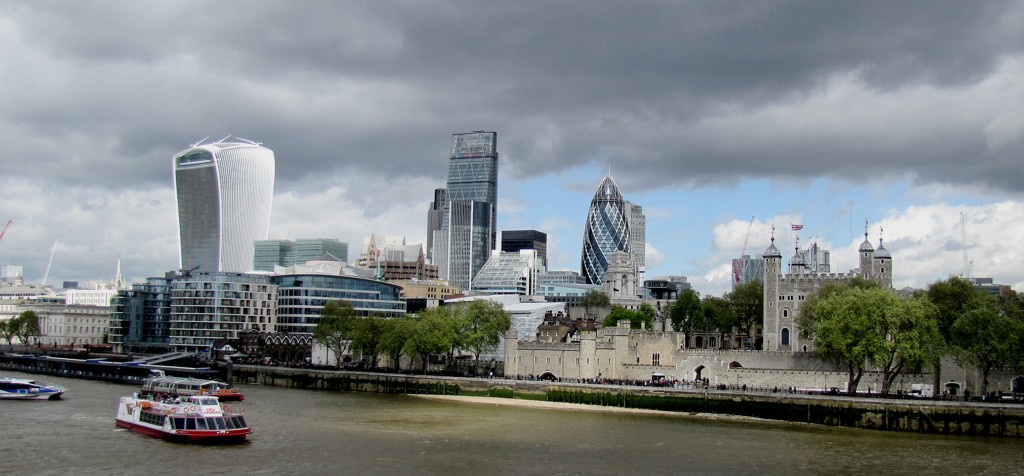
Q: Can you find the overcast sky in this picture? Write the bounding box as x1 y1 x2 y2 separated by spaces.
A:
1 1 1022 296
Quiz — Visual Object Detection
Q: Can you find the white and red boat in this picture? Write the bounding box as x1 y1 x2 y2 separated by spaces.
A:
115 394 251 443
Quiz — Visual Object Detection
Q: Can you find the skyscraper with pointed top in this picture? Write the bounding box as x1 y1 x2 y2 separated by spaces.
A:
581 176 632 285
174 138 275 273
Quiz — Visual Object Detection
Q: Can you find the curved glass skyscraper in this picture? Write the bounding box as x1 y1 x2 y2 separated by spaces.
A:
581 176 630 284
174 139 275 273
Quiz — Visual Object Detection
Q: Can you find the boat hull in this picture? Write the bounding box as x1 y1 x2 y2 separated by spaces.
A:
115 419 250 444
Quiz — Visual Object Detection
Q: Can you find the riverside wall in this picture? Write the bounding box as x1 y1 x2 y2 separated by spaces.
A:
230 364 1024 438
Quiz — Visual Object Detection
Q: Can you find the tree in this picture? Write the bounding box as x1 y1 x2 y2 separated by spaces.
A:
725 280 763 349
926 276 988 394
349 316 386 369
0 318 17 348
404 307 456 374
11 310 40 347
379 317 415 371
949 294 1023 397
461 300 512 360
669 289 703 332
807 286 879 393
581 290 610 319
313 301 358 368
601 305 654 330
701 295 735 336
869 295 942 396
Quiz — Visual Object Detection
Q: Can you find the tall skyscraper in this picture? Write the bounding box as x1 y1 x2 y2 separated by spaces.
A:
581 176 631 285
436 131 498 290
426 188 446 263
626 202 646 283
174 138 275 273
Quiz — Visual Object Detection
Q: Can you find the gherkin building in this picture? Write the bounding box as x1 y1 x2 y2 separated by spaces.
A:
581 176 630 284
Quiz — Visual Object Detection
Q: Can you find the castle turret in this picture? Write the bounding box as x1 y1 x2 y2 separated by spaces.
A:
873 232 892 289
858 221 874 278
763 229 783 351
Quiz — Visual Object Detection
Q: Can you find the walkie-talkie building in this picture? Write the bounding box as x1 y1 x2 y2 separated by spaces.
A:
581 176 630 285
174 139 275 273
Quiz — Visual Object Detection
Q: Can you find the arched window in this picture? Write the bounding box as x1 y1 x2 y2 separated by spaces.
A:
709 337 717 348
695 336 703 348
782 309 789 318
781 328 790 346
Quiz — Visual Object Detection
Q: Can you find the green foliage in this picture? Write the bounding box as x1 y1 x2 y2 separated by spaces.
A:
949 293 1024 396
313 300 358 367
926 276 983 342
804 285 943 395
404 307 457 373
724 280 763 346
3 310 41 346
460 300 513 360
602 305 654 330
378 317 415 370
670 289 703 332
701 295 734 335
581 290 610 318
349 317 386 368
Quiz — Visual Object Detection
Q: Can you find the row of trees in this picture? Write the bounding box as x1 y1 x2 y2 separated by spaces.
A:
799 277 1024 396
313 300 512 373
0 310 40 347
667 281 764 346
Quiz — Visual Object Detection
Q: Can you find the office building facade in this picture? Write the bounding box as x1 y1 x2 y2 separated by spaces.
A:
436 131 498 290
174 139 275 273
500 230 547 268
426 188 446 262
254 238 349 271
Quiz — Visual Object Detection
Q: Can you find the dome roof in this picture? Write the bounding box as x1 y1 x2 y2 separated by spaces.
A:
874 240 891 259
764 239 782 258
858 236 874 252
592 176 624 203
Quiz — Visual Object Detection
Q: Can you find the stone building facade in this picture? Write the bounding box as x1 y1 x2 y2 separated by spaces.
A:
762 228 892 352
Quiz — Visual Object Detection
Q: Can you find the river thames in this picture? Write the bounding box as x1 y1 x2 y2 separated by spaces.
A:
1 371 1021 475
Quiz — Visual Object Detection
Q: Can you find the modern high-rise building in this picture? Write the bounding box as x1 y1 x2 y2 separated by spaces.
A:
174 139 275 274
626 202 646 283
254 238 349 271
500 230 547 268
426 188 446 262
435 131 498 290
580 176 631 285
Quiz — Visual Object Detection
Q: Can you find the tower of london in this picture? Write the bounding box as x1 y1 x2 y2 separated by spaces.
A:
762 225 893 352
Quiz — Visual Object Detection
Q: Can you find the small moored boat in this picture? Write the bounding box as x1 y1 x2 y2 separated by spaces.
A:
115 394 251 444
0 377 69 400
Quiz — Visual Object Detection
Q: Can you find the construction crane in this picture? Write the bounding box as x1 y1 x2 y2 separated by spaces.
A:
41 239 57 286
806 202 852 245
960 212 971 279
0 219 11 243
733 216 755 286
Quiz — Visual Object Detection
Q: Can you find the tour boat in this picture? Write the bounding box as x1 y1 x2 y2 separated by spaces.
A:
140 372 245 401
0 377 69 400
115 394 252 443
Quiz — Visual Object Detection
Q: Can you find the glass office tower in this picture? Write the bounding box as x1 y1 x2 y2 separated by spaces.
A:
440 131 498 290
174 139 275 273
581 176 630 285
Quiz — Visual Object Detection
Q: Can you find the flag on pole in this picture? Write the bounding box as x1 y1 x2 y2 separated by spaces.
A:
791 224 803 231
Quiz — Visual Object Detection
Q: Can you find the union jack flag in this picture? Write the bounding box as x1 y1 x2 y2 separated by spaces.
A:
791 224 803 231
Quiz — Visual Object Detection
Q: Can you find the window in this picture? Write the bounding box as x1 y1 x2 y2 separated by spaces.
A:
781 328 790 346
652 353 660 366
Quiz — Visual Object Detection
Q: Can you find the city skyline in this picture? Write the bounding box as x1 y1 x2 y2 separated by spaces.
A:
1 3 1023 297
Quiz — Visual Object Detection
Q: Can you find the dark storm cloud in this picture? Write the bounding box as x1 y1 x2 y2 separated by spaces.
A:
2 1 1022 192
